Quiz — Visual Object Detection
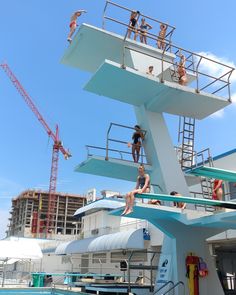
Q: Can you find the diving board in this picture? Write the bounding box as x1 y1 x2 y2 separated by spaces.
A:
84 60 230 119
188 166 236 182
136 193 236 209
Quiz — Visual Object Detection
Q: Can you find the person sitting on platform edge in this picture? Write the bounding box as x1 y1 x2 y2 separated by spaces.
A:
131 125 144 163
170 191 186 209
67 10 87 43
122 165 150 215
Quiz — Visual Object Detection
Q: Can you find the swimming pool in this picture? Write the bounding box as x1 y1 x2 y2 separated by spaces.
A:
0 288 87 295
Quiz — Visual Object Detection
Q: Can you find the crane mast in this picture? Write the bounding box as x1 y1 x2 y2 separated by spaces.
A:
0 63 71 237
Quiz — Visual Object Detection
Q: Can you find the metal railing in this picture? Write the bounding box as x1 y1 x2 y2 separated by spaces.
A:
106 122 147 163
122 42 234 100
153 280 174 294
162 280 185 295
100 1 234 101
102 1 176 49
127 250 160 293
85 122 148 165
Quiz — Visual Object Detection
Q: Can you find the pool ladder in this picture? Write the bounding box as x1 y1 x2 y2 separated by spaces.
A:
153 280 185 294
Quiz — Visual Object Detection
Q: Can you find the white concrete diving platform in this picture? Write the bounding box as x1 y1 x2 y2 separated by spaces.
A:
75 155 199 187
75 155 153 182
61 23 176 76
84 60 230 119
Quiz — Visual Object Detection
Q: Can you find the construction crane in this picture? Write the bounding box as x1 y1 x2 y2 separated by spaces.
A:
0 63 71 237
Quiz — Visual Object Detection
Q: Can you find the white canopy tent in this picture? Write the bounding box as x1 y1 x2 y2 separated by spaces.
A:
0 239 43 260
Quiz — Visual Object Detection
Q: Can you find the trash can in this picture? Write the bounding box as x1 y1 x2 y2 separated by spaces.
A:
32 273 45 287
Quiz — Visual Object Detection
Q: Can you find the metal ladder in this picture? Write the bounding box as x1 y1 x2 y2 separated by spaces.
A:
195 148 215 211
178 116 195 169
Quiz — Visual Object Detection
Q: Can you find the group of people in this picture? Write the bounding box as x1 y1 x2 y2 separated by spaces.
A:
146 53 188 86
122 165 224 216
127 10 167 49
66 9 188 86
122 165 186 216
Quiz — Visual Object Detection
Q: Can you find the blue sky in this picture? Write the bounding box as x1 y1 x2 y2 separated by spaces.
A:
0 0 236 238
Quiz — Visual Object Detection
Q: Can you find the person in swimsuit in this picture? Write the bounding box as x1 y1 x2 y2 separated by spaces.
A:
146 65 154 76
157 23 167 50
67 10 87 43
122 165 150 215
132 125 144 163
170 191 186 209
139 18 152 44
212 179 223 200
178 54 188 85
127 10 140 41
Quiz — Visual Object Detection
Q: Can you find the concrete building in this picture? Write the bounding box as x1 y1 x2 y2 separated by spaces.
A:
6 190 86 238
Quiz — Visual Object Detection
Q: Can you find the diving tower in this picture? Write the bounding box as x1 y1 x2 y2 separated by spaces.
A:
62 2 235 294
61 1 234 196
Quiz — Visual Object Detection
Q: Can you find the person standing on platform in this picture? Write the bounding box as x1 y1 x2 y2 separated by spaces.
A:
122 165 150 215
131 125 144 163
139 18 152 44
127 10 140 41
170 191 186 209
178 54 188 86
157 23 167 49
212 179 223 200
67 10 87 43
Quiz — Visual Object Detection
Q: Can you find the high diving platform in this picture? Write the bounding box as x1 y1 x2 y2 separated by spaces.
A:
75 155 152 182
61 24 232 120
84 60 229 119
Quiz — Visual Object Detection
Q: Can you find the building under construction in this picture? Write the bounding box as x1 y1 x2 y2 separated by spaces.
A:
6 190 86 238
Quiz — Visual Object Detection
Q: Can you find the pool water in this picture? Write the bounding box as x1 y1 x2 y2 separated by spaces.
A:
0 288 87 295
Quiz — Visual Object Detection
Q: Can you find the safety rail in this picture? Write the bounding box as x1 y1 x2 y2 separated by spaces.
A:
122 43 234 101
101 1 234 101
127 250 160 293
86 145 148 164
162 280 185 295
193 148 214 168
102 1 176 49
153 280 174 294
190 191 216 212
106 122 147 163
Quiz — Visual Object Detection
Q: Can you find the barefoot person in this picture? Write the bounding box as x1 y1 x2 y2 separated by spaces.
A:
212 179 223 201
132 125 144 163
122 165 150 215
67 10 87 43
139 18 152 44
157 23 167 49
178 54 188 85
127 10 140 41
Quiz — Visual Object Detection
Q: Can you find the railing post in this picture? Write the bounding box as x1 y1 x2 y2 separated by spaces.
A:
195 56 202 93
102 1 109 29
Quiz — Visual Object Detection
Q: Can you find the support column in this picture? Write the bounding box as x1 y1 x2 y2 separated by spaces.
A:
135 105 189 196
